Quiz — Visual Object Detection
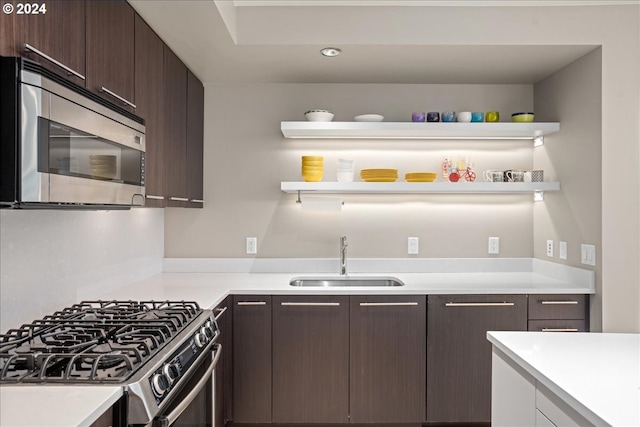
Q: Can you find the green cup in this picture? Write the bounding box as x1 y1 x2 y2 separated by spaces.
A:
486 111 500 122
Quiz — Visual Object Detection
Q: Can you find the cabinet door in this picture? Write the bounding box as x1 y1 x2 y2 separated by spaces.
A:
213 298 232 427
272 295 349 423
186 69 204 208
162 46 188 207
427 294 527 423
233 295 271 423
14 0 85 87
86 0 135 111
134 14 164 207
0 2 15 56
350 295 427 423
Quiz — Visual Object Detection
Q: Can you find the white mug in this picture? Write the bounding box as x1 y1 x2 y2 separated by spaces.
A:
483 170 503 182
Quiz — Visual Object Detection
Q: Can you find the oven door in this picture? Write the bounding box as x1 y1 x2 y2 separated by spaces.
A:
153 343 222 427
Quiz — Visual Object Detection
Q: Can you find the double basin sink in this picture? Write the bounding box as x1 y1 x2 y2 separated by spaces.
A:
290 276 404 287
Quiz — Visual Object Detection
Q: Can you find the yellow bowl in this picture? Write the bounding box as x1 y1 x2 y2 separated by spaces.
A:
511 112 534 122
302 156 324 161
302 166 324 172
301 161 324 167
302 174 323 182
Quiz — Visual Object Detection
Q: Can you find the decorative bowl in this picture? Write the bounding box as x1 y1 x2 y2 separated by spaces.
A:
511 112 534 122
305 110 334 122
457 112 472 123
354 114 384 122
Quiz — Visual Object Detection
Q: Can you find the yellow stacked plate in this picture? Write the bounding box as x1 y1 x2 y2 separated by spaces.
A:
405 172 437 182
301 156 324 182
360 168 398 182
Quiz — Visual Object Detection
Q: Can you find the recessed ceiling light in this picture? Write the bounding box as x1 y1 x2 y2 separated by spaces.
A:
320 47 342 57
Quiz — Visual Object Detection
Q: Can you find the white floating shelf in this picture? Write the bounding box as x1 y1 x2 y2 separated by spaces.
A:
281 181 560 194
281 121 560 140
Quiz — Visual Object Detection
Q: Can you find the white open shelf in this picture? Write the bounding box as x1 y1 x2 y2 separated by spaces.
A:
281 181 560 194
281 121 560 140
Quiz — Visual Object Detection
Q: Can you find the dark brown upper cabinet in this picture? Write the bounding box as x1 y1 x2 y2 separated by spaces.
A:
0 1 15 57
86 0 135 112
272 295 349 424
350 295 427 424
186 69 204 208
162 46 188 207
427 294 527 423
134 13 164 207
11 0 85 87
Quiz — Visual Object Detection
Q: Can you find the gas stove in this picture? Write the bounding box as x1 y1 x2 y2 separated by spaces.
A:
0 300 220 426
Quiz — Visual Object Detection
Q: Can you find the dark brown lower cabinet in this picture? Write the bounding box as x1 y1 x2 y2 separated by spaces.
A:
426 294 527 423
233 296 272 424
350 295 426 424
528 294 589 332
272 295 349 423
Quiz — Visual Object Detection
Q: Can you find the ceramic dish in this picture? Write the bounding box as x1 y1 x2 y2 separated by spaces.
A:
354 114 384 122
511 112 535 122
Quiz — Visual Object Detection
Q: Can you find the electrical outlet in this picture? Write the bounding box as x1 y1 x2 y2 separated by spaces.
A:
488 237 499 255
581 244 596 266
546 240 554 257
408 237 419 255
246 237 257 254
559 241 568 260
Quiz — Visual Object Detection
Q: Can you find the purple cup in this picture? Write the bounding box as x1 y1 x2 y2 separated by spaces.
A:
412 112 426 122
427 112 440 122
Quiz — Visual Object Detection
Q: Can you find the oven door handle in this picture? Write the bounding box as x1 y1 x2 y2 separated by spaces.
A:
154 343 222 427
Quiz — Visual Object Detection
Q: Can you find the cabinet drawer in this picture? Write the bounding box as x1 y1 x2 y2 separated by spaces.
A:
528 294 587 320
528 319 587 332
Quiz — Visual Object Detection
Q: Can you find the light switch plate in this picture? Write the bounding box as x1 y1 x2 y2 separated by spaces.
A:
488 237 499 254
581 244 596 266
246 237 257 254
408 237 419 255
559 241 568 260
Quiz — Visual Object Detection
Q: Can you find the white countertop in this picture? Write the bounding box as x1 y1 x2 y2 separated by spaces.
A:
0 385 122 427
487 331 640 427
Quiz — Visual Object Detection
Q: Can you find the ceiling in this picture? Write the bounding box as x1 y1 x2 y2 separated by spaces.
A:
129 1 601 85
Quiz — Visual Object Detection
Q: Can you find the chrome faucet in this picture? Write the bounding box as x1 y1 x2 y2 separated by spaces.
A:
339 236 348 275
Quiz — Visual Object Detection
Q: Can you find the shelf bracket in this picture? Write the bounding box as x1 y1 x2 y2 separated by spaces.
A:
534 191 544 202
533 136 544 147
296 190 302 204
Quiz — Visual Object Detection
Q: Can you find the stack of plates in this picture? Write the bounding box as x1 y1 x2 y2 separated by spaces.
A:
405 172 437 182
360 168 398 182
302 156 324 182
89 155 117 180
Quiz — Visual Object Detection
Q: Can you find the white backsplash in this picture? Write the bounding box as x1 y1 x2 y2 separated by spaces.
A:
0 208 164 331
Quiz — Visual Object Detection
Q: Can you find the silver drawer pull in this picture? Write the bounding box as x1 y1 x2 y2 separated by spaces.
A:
445 302 515 307
168 197 189 202
24 43 85 80
237 301 267 306
540 301 579 305
145 195 164 200
190 199 204 203
541 328 580 332
214 306 227 320
281 302 340 307
99 86 136 109
359 302 419 307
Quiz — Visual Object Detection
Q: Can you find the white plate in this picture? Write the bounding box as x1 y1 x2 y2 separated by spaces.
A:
354 114 384 122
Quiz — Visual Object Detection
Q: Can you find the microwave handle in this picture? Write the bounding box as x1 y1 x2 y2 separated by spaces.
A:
154 343 221 427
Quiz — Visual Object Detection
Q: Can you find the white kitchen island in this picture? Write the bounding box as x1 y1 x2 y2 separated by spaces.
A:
488 331 640 427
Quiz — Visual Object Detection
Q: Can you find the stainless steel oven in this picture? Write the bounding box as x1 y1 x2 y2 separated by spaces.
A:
0 56 146 209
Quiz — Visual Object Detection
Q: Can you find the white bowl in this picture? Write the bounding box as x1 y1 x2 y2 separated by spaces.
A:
337 172 355 182
354 114 384 122
305 110 335 122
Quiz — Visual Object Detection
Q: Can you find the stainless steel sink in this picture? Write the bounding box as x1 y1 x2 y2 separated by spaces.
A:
289 276 405 287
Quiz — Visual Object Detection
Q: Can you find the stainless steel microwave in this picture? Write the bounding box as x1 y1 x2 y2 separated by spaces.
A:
0 57 145 209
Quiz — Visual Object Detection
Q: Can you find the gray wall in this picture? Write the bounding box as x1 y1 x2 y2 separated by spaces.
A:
0 209 164 330
165 83 536 258
534 49 602 331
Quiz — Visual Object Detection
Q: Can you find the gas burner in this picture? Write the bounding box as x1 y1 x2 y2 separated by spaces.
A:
0 300 202 383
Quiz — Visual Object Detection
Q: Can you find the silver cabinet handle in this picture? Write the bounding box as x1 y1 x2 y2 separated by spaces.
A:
281 302 340 307
540 301 579 305
145 195 164 200
99 86 136 109
445 302 515 307
359 302 419 307
154 343 221 427
214 306 227 320
24 43 85 80
190 199 204 203
541 328 580 332
168 197 189 202
237 301 267 306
